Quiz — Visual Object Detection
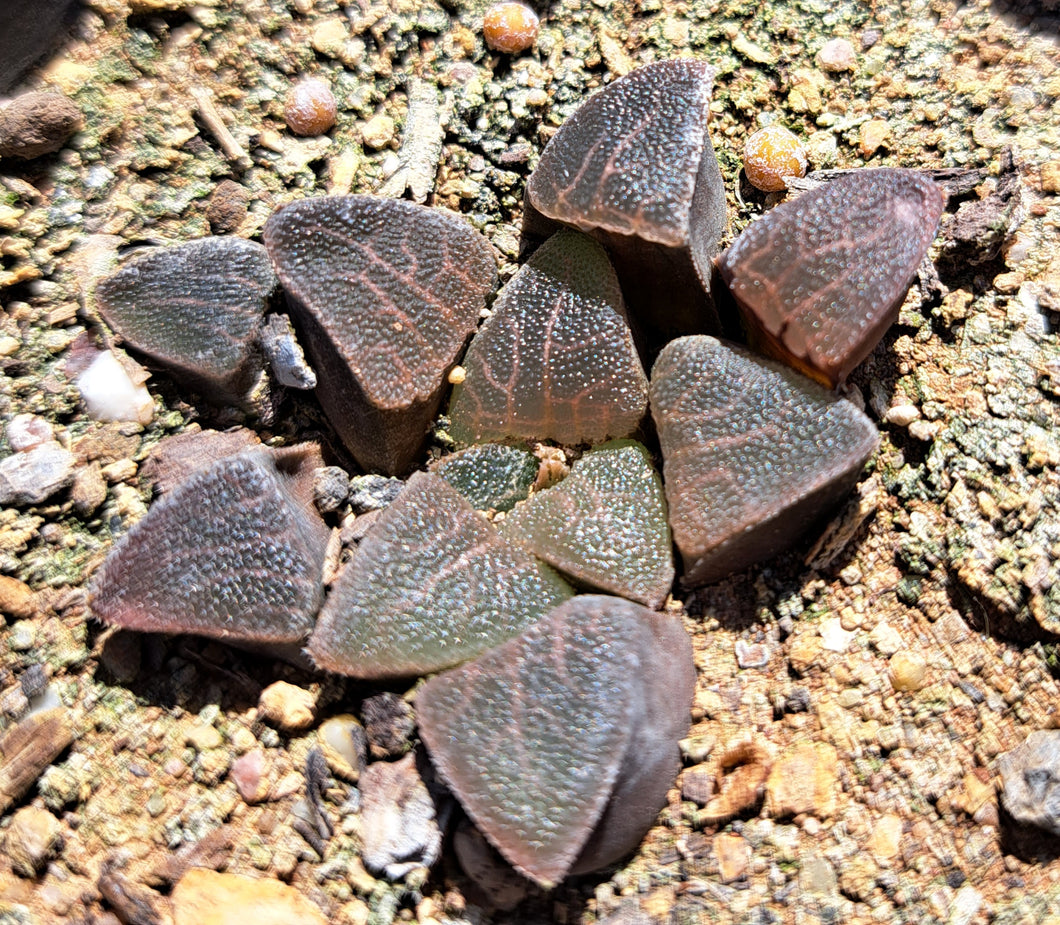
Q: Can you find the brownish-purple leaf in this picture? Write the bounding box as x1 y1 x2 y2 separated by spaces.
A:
417 594 695 887
716 168 946 386
263 195 497 475
95 237 277 404
90 445 329 644
651 336 879 587
448 228 647 447
306 471 574 679
525 59 727 342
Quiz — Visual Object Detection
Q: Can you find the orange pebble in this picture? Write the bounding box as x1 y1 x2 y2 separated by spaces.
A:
284 78 337 137
483 2 540 55
742 125 808 193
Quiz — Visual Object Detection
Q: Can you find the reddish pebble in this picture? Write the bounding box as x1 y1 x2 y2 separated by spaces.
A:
284 78 337 136
742 125 808 193
483 2 539 54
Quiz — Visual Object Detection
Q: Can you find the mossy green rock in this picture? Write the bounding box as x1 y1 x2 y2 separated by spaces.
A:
502 440 674 608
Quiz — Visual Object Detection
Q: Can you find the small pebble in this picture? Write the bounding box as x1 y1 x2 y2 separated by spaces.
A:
0 91 82 159
284 78 337 137
859 119 890 158
313 465 349 513
73 349 154 425
257 680 317 732
360 113 395 149
890 650 928 691
0 574 37 620
206 180 250 234
5 805 63 876
743 125 808 193
318 714 367 781
6 414 54 452
816 38 857 73
483 2 540 55
361 692 415 759
0 441 76 506
230 749 269 803
349 474 404 513
885 403 920 427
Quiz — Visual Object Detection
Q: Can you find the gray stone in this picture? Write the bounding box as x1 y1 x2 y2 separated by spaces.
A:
0 442 75 506
999 729 1060 835
359 752 441 879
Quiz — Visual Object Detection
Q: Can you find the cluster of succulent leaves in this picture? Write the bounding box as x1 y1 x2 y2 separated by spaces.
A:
90 60 944 887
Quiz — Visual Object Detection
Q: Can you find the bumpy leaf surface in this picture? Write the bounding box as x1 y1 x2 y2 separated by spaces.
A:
448 228 647 446
502 440 674 608
90 446 329 643
651 336 879 587
432 443 538 513
716 168 946 386
95 237 277 403
306 471 574 678
263 195 497 475
417 595 694 887
525 59 727 340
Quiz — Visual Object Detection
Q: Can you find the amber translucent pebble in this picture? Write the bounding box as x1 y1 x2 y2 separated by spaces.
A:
95 237 277 404
306 471 574 679
263 196 497 475
525 59 726 341
90 446 329 644
716 168 946 386
448 228 647 447
651 337 879 587
417 594 695 887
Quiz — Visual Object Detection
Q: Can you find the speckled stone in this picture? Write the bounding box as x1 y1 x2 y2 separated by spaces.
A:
765 743 839 819
5 805 63 876
172 869 328 925
257 681 317 732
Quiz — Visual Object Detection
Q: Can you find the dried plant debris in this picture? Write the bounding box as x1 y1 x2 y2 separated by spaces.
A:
95 237 278 404
525 58 727 341
90 445 329 644
651 336 879 587
307 471 574 678
502 440 674 608
263 195 498 475
448 228 648 447
716 168 946 387
417 594 695 887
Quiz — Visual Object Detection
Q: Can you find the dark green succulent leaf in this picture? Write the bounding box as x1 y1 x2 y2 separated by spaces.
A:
502 440 674 608
90 445 329 644
716 168 946 387
417 594 695 887
448 228 647 447
306 471 574 679
263 195 498 475
525 59 727 341
432 443 539 513
651 336 879 587
95 237 277 403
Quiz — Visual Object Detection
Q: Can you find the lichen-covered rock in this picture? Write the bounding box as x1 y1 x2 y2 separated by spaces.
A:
502 440 674 607
306 471 574 678
449 229 647 447
651 336 878 587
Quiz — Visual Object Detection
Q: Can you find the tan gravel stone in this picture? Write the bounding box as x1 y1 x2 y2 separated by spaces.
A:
0 574 37 619
890 651 929 691
257 680 317 732
5 805 62 876
868 812 904 860
764 742 839 819
172 869 328 925
714 832 750 882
